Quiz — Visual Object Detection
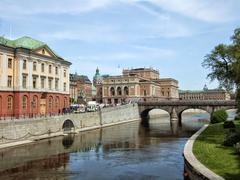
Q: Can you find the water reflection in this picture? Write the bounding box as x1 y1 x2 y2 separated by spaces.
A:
62 134 75 149
0 114 209 180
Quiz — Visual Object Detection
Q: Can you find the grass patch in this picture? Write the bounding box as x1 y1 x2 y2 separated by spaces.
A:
193 121 240 180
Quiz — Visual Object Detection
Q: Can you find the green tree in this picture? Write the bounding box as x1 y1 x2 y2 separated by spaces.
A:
202 28 240 112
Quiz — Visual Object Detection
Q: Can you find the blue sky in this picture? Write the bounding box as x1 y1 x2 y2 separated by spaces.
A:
0 0 240 90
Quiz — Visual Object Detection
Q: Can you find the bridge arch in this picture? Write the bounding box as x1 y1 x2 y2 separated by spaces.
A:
140 107 171 127
149 109 170 118
178 108 210 125
62 119 75 132
138 100 236 127
226 108 237 120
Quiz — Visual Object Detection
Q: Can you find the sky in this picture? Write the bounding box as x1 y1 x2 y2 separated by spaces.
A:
0 0 240 90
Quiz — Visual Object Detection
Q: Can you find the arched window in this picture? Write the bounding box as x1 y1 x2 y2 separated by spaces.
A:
110 87 115 96
123 86 129 96
56 96 60 109
7 96 13 110
64 97 67 108
49 96 53 111
117 87 122 96
22 96 28 110
144 90 147 96
32 96 38 109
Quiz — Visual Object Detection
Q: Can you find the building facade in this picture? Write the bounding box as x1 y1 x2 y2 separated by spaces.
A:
179 89 231 100
69 73 92 103
0 36 71 117
94 68 179 104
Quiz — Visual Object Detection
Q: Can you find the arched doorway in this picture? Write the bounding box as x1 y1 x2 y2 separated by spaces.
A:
117 87 122 96
32 95 38 114
62 119 75 132
40 93 47 115
123 86 129 96
0 96 2 116
110 87 115 96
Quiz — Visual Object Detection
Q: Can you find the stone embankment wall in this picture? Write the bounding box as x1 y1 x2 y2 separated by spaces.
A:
183 125 224 180
0 104 140 145
0 122 140 172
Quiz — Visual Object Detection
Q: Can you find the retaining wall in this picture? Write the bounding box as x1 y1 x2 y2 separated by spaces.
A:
183 124 224 180
0 104 140 146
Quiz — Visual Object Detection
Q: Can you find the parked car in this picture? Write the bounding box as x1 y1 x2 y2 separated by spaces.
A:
74 104 86 113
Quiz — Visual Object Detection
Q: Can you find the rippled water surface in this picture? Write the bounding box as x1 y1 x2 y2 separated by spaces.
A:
0 113 211 180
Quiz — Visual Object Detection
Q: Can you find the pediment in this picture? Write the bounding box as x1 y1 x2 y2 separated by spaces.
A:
34 46 57 58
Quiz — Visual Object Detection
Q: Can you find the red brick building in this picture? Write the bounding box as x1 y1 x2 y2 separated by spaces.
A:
69 73 92 103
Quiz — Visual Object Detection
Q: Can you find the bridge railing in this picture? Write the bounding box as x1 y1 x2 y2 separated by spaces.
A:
138 100 236 106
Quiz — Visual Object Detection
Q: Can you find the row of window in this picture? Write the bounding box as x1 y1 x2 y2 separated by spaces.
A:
110 79 135 83
110 87 129 96
7 58 67 77
5 95 61 111
7 75 67 91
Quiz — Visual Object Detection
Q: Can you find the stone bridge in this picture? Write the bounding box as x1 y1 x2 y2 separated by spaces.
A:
138 100 237 125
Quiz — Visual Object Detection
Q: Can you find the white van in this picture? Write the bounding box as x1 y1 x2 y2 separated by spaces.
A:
86 101 98 112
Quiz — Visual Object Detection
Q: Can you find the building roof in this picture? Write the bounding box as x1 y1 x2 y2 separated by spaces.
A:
0 36 46 49
0 36 71 65
13 36 45 49
70 73 92 84
179 89 227 93
123 67 159 73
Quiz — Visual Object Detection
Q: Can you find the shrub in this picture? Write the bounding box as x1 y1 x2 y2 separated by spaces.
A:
223 121 236 129
223 132 240 146
211 109 228 124
234 115 240 121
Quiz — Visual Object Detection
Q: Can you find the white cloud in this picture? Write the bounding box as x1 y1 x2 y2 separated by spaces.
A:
39 25 125 43
0 0 115 18
141 0 240 23
75 46 175 63
1 0 239 23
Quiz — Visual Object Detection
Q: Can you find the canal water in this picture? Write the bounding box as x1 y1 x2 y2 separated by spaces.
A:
0 113 213 180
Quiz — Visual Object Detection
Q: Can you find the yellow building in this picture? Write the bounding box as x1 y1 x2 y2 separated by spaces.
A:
179 89 231 100
0 36 71 117
94 68 179 104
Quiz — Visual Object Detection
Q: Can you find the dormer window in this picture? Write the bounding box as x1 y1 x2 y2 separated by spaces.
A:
42 49 45 55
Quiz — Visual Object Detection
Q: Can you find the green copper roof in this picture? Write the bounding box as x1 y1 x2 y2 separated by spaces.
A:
12 36 45 49
0 36 45 49
0 36 71 64
0 36 15 47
